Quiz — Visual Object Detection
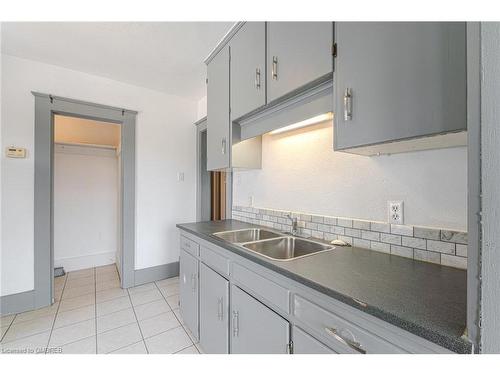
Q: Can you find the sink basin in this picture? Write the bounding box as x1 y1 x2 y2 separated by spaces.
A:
212 228 283 244
242 237 334 261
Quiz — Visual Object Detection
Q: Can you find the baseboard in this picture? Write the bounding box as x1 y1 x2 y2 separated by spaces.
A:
0 290 35 315
55 251 116 272
134 261 179 286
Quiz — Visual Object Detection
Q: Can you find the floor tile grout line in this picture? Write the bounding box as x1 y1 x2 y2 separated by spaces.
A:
126 288 149 354
1 328 54 345
57 295 152 332
171 343 197 354
153 281 197 347
7 311 58 327
2 271 179 354
106 339 145 354
1 268 117 348
44 272 68 353
94 267 98 354
137 322 186 343
0 313 18 342
1 284 168 346
46 318 141 351
50 333 96 353
51 332 96 351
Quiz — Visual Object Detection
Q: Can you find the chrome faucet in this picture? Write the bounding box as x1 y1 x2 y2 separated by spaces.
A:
286 213 298 236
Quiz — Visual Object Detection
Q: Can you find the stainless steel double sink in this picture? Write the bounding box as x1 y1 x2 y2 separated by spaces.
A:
212 228 334 261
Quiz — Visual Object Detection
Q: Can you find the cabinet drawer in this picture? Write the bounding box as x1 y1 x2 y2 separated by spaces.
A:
232 262 289 314
200 246 229 277
181 236 199 257
292 326 337 354
293 295 406 354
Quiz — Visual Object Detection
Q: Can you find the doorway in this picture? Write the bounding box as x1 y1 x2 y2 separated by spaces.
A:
33 93 137 311
53 115 121 277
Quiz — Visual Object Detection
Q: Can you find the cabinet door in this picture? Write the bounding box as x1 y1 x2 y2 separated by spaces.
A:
179 249 199 340
230 22 266 120
207 45 230 171
334 22 466 150
292 326 336 354
199 263 229 353
230 286 290 354
267 22 333 102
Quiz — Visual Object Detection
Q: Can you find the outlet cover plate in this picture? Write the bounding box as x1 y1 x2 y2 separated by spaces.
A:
388 201 404 224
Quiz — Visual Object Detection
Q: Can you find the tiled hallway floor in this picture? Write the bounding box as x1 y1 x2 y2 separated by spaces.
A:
0 264 201 354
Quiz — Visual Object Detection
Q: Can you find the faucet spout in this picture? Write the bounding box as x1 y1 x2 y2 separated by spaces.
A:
286 213 298 236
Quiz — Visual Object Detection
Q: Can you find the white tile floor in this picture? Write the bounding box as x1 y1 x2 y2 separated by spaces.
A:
0 264 201 354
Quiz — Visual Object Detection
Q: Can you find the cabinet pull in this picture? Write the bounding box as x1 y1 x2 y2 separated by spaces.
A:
343 88 353 121
217 297 224 321
221 137 226 155
232 311 239 337
272 56 278 80
324 327 366 354
255 68 261 89
190 273 197 292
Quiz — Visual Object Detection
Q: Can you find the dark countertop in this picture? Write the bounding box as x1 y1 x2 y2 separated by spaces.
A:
177 220 471 354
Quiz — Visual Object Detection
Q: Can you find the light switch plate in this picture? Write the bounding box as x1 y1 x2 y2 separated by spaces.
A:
388 200 404 224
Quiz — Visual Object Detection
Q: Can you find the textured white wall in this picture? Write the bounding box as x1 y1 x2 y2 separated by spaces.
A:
1 54 197 296
233 122 467 230
54 146 117 271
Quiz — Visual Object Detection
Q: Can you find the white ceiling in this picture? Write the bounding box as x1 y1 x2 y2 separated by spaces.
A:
1 22 233 100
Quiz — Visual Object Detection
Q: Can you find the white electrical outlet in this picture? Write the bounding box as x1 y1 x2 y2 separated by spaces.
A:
388 201 404 224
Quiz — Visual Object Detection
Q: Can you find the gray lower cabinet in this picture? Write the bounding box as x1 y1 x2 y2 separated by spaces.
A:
292 326 336 354
199 263 229 353
334 22 467 152
267 22 333 102
230 285 290 354
178 230 452 354
179 249 199 340
207 45 230 171
230 22 266 120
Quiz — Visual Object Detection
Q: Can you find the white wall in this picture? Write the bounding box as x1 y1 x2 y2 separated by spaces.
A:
233 122 467 231
197 95 207 120
54 145 117 271
1 54 197 296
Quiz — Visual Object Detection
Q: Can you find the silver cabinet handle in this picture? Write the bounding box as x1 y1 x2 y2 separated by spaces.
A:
232 311 239 337
272 56 278 80
343 88 353 121
190 273 197 292
325 327 366 354
221 137 226 155
255 68 261 89
217 297 224 321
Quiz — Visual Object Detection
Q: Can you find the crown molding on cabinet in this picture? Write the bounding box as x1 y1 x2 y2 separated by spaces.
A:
204 22 246 65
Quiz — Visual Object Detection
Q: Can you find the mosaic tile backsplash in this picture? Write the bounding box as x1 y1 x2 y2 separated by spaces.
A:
232 205 467 269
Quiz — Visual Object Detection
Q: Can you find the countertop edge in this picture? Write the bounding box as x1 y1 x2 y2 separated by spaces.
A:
176 223 472 354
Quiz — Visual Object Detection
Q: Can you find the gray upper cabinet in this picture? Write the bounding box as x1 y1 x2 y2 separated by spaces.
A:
334 22 467 153
230 285 290 354
207 45 230 171
267 22 334 103
199 263 229 354
179 249 199 340
230 22 266 120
